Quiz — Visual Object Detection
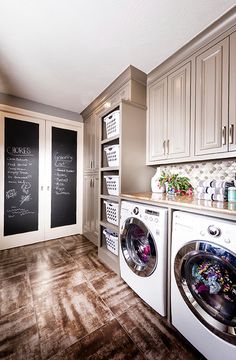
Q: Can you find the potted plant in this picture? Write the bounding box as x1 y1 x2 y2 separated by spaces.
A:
159 171 193 195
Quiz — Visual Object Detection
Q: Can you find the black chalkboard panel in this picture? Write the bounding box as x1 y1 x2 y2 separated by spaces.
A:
4 118 39 236
51 127 77 228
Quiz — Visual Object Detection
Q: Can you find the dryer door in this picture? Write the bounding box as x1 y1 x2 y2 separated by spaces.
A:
120 217 157 277
174 241 236 344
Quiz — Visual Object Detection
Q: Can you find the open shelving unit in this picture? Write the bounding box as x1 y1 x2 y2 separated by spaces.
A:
98 100 153 274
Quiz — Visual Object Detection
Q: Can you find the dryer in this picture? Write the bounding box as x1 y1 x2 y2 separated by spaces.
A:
171 211 236 360
120 200 168 316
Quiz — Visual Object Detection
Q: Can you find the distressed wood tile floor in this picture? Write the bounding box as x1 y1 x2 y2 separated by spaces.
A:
0 235 204 359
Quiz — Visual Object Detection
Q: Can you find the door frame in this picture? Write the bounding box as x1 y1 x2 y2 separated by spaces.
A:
0 105 83 249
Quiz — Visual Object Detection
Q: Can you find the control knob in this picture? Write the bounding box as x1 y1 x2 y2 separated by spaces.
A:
208 225 221 237
133 207 139 215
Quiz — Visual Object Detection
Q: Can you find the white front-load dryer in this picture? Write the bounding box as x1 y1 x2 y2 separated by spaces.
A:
171 211 236 360
120 200 167 316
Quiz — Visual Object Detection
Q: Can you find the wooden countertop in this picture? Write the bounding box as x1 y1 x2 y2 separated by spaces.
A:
121 192 236 220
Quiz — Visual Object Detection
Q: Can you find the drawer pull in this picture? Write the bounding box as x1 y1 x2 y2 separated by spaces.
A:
229 124 234 144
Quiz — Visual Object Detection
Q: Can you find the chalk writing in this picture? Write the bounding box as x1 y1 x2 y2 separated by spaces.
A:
4 118 39 236
6 189 17 200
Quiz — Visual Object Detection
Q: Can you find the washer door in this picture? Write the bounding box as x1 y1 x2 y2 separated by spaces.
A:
174 241 236 344
120 217 157 277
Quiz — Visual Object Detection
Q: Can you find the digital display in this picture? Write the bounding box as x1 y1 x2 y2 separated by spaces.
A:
145 209 159 216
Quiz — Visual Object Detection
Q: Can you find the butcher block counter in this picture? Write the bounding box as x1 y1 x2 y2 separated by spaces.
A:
121 192 236 221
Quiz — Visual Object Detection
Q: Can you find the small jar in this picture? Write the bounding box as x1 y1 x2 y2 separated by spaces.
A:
228 187 236 202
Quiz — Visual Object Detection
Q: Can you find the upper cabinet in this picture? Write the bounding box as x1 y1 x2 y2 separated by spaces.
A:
147 62 190 164
148 78 167 161
229 31 236 152
195 38 229 156
84 113 99 172
147 6 236 165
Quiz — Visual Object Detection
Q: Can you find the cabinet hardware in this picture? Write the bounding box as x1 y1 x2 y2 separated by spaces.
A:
41 186 44 191
222 126 226 145
90 178 92 187
90 160 93 169
163 140 166 155
167 139 170 155
229 124 234 144
47 186 50 191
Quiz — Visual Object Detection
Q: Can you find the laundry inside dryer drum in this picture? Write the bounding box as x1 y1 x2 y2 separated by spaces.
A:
175 241 236 344
121 220 157 277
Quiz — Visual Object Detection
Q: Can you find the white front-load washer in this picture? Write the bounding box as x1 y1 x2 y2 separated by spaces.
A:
171 211 236 360
120 200 168 316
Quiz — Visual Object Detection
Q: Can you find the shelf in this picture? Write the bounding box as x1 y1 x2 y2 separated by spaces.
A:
100 220 119 233
101 135 119 145
100 194 120 202
100 166 119 172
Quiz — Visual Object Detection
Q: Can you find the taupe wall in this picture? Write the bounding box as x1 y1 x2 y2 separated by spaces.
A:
0 93 83 122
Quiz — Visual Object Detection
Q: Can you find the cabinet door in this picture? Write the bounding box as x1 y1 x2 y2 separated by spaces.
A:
0 114 45 250
167 62 190 159
195 38 229 155
93 115 100 172
229 31 236 152
147 78 167 162
44 122 82 240
91 174 99 242
83 174 93 234
84 114 93 172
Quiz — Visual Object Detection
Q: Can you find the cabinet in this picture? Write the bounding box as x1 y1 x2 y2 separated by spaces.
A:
147 62 190 163
0 110 83 250
83 173 99 244
84 114 99 172
229 31 236 152
195 38 229 156
98 101 153 274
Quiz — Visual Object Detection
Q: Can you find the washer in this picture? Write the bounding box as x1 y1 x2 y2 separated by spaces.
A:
120 200 167 316
171 211 236 360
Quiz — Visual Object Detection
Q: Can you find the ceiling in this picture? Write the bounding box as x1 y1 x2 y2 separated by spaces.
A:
0 0 235 114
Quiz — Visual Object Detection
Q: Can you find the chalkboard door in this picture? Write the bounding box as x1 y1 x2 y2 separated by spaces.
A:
44 122 82 240
0 115 45 249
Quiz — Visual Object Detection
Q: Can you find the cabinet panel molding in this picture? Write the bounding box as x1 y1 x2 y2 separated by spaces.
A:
167 62 190 159
148 78 167 162
195 38 229 155
229 31 236 152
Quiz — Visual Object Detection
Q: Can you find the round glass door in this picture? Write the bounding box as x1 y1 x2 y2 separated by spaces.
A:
120 218 157 277
175 241 236 344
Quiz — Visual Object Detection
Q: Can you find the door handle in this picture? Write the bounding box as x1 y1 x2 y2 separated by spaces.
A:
163 140 166 155
229 124 234 144
166 139 170 155
41 186 44 191
222 126 226 145
47 186 50 191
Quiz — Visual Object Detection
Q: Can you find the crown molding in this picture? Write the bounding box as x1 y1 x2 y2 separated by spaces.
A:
148 5 236 85
80 65 146 119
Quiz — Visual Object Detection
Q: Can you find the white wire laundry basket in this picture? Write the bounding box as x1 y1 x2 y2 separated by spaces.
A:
104 144 119 167
103 110 120 139
104 175 119 196
103 228 118 256
104 201 119 226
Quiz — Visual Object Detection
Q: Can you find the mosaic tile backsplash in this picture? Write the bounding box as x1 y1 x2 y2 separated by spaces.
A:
158 159 236 189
